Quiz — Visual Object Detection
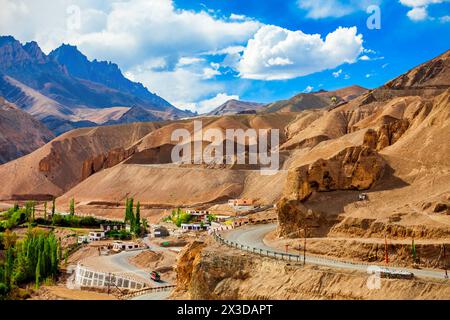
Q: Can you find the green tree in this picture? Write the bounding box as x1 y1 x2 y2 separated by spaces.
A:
69 198 75 216
134 201 141 235
2 230 17 250
142 218 148 231
124 198 129 224
331 96 337 104
124 198 135 226
51 198 56 218
3 247 14 289
25 201 33 222
0 230 59 291
32 201 36 222
35 254 41 289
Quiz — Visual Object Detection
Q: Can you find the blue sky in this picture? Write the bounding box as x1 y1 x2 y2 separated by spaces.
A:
0 0 449 113
172 0 450 104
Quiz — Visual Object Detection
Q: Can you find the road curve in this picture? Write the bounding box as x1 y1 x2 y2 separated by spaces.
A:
103 249 172 286
104 249 174 300
223 223 449 281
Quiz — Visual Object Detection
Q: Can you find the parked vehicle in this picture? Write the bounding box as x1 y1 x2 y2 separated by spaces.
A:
150 271 161 282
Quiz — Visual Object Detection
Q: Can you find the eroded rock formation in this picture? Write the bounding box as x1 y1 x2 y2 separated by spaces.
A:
173 242 450 300
277 134 386 237
81 147 136 180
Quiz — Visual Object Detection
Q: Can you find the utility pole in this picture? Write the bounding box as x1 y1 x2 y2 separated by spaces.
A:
444 244 448 279
303 226 307 266
107 272 111 295
384 235 389 265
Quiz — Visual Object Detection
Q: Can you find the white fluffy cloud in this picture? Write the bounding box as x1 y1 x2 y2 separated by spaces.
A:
0 0 369 112
126 62 224 110
195 93 240 114
407 7 429 20
0 0 261 69
238 25 364 80
332 69 343 77
0 0 260 112
303 86 314 93
178 57 205 66
229 14 248 21
400 0 445 6
78 0 262 69
399 0 449 21
297 0 381 18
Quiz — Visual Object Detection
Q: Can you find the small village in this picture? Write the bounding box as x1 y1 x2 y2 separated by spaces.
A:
76 198 272 248
36 197 278 299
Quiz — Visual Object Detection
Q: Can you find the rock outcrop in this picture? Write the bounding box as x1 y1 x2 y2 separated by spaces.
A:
276 198 334 237
81 147 136 180
277 133 385 237
173 242 450 300
176 241 207 293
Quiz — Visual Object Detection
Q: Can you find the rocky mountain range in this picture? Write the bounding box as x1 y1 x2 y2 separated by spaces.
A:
0 36 193 135
0 49 448 245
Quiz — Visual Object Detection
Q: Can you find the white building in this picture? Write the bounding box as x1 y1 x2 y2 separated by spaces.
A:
185 209 210 215
88 231 106 242
228 199 255 212
215 215 231 222
77 235 89 244
112 241 141 252
181 223 210 231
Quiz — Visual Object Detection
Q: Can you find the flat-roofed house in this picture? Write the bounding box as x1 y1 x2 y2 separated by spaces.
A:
88 231 106 242
185 209 210 223
228 199 255 212
112 241 141 252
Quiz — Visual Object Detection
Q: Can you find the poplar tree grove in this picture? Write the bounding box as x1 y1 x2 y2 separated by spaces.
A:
0 230 60 297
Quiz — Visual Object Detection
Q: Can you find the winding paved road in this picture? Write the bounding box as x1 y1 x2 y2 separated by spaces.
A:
101 247 174 300
223 223 449 281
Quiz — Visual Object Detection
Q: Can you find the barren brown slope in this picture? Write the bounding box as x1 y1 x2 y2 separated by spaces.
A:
329 90 450 238
278 89 450 240
0 122 159 200
0 96 54 164
207 99 264 116
125 113 296 165
263 92 330 113
314 85 368 102
384 49 450 90
2 75 131 132
263 85 368 115
56 114 296 208
275 53 450 239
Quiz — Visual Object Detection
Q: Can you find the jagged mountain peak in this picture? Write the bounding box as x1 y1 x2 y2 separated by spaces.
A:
23 41 47 63
0 36 193 135
48 42 173 109
0 35 19 46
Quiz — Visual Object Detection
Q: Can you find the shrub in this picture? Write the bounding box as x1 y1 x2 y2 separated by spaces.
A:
0 283 8 299
49 214 103 228
165 209 193 227
0 229 60 296
106 230 132 240
0 207 28 231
